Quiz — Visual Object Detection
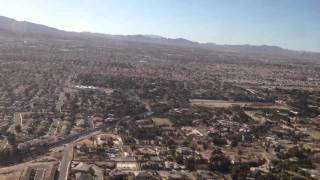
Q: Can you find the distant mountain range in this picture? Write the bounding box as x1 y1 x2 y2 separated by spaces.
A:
0 16 66 37
0 15 319 59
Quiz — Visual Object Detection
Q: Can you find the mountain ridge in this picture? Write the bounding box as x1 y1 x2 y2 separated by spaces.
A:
0 15 319 57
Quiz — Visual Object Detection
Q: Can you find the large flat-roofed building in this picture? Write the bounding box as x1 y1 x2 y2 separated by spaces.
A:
116 162 139 171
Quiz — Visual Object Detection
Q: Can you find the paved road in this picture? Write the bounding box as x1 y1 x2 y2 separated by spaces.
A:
10 110 153 170
55 110 153 180
46 110 152 152
58 144 74 180
18 122 116 164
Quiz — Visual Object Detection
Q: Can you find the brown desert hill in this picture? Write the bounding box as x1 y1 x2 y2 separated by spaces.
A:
0 15 319 62
0 16 66 37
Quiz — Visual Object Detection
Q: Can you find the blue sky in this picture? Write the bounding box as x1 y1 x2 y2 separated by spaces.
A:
1 0 319 52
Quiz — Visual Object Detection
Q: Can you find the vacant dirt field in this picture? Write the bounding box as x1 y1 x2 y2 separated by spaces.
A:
244 111 267 124
152 118 173 127
190 99 289 110
191 99 248 108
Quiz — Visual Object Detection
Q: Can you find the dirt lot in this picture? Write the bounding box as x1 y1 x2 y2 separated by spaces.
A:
190 99 289 110
0 170 23 180
244 111 267 124
225 146 276 163
152 117 173 127
191 99 248 108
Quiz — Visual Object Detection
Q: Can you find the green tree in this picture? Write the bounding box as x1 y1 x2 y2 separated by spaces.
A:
15 124 21 133
209 149 231 173
7 132 16 145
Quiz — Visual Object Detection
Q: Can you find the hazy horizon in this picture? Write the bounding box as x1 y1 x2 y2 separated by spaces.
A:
1 0 319 52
